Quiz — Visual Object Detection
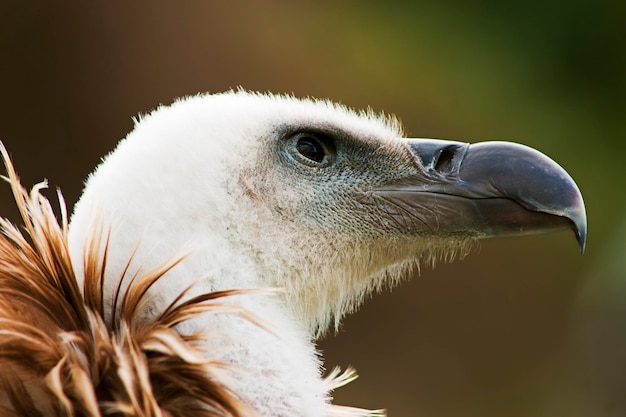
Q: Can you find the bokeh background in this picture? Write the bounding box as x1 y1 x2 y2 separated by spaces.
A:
1 2 624 416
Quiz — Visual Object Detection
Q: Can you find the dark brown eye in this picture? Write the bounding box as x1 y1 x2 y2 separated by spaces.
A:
286 131 336 167
296 136 325 163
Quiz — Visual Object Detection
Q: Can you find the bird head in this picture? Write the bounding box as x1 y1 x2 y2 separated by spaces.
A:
68 90 586 335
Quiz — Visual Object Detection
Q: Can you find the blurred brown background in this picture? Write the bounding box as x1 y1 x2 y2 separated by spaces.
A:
1 2 624 416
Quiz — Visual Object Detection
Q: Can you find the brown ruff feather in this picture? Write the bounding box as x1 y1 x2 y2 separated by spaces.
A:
0 144 259 417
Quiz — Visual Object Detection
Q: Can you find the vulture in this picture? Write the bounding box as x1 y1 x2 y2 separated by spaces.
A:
0 90 586 417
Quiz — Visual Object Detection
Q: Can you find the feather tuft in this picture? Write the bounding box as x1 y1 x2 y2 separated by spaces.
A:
324 368 386 417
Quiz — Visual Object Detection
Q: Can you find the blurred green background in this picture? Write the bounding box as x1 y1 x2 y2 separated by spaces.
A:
1 1 624 416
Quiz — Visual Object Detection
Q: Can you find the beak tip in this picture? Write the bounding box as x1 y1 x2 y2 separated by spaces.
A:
576 227 586 254
562 198 587 254
574 216 587 254
554 187 586 254
571 194 587 254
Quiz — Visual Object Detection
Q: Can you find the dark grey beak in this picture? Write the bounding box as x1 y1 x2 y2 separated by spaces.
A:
374 139 587 252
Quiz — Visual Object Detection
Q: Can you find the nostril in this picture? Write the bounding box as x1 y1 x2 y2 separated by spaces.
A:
433 146 456 172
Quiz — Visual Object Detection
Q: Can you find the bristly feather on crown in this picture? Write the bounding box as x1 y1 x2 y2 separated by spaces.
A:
0 144 384 417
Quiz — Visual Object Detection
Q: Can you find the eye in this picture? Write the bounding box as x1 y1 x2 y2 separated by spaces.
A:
296 136 325 163
287 132 336 167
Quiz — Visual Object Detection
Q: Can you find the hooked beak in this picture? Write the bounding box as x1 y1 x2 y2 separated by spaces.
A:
373 139 587 252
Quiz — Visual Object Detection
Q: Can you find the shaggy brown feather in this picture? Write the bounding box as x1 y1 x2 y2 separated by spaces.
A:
0 145 259 417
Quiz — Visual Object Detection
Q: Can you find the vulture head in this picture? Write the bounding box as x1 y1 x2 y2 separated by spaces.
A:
2 90 586 416
69 91 585 332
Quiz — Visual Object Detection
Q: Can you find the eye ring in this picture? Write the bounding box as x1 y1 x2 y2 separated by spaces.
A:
287 132 336 167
